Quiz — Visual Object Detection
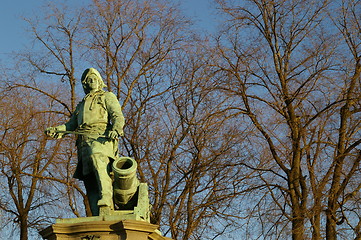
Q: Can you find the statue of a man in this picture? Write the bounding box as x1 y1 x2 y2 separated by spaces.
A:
45 68 125 216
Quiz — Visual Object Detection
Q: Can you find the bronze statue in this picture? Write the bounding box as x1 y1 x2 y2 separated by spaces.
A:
45 68 125 216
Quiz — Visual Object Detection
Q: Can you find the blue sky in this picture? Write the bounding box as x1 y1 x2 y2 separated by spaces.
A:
0 0 218 61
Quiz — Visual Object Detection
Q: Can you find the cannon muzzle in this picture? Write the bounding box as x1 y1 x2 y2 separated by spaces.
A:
112 157 140 206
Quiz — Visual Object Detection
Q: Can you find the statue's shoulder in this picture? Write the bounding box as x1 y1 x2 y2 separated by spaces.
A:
103 91 118 101
103 91 121 110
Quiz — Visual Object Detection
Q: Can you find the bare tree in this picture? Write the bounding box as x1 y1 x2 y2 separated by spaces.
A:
0 82 79 239
18 2 96 217
214 0 357 239
326 1 361 239
21 2 84 113
122 41 252 239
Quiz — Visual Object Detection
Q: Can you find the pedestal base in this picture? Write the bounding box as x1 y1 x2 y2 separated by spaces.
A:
39 219 172 240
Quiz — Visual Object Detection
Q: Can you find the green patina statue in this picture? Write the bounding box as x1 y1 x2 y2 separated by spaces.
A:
45 68 125 216
46 68 150 222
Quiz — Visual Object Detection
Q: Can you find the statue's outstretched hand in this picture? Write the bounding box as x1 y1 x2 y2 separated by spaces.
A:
45 127 63 139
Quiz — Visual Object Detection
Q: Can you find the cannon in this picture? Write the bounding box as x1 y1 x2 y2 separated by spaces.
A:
112 157 140 208
108 157 150 222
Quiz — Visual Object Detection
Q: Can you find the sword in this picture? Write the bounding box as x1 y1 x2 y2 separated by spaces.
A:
54 130 108 138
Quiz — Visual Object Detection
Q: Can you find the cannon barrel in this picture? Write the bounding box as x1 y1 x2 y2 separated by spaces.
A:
112 157 140 206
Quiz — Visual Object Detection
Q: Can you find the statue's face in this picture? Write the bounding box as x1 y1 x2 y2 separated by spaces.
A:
83 74 99 92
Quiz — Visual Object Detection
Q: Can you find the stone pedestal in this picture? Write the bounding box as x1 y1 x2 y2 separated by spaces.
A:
39 219 172 240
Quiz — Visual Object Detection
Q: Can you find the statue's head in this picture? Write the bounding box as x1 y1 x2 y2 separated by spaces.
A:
81 68 107 94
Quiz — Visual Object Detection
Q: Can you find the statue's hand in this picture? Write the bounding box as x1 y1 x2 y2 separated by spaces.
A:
45 127 63 139
107 130 119 140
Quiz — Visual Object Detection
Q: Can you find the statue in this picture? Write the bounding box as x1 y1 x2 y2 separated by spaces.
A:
45 68 125 216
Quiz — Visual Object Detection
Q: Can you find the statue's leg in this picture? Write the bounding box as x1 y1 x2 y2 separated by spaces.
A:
91 153 113 208
83 172 101 216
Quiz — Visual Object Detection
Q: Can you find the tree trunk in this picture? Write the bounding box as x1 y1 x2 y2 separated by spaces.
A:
19 214 28 240
292 217 305 240
290 188 305 240
326 211 337 240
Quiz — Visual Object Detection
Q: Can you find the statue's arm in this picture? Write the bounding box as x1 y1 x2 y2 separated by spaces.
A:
105 92 125 138
45 104 79 139
64 107 79 131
